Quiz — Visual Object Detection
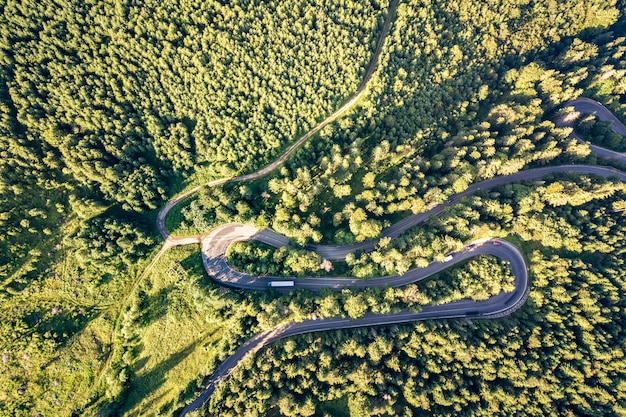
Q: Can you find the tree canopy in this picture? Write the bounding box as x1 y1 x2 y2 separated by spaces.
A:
1 0 626 415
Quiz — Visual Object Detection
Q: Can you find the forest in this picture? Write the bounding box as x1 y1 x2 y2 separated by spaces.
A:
1 0 626 416
204 173 626 416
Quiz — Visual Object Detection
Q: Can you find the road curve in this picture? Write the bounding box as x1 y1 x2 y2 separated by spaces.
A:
156 0 400 242
110 0 625 410
307 164 626 260
181 238 527 416
202 162 626 291
556 97 626 164
180 149 626 415
146 12 626 415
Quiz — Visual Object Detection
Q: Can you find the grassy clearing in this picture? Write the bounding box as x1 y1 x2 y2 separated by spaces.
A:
116 246 228 417
316 396 350 416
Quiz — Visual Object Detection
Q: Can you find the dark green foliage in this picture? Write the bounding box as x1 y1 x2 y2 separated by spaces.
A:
1 0 626 415
206 177 626 417
0 0 386 413
1 0 386 210
227 241 357 278
177 11 626 248
73 215 154 267
576 116 626 152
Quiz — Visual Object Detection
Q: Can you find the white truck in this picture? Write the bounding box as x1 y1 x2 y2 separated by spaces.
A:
443 255 453 262
267 281 295 288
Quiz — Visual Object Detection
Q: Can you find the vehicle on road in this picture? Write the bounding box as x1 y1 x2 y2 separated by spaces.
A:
267 281 295 288
168 98 626 416
466 244 476 251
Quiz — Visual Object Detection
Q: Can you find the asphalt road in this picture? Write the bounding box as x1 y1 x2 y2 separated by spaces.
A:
556 97 626 164
201 165 626 284
156 0 400 244
181 161 626 415
161 38 626 417
94 0 626 408
173 100 626 415
182 239 528 415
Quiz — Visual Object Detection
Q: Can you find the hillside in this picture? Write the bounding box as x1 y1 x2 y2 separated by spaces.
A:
1 0 626 416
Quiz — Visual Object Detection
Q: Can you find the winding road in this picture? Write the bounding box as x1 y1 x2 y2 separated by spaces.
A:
130 4 626 414
200 161 626 292
179 163 625 415
156 0 401 243
174 107 626 415
557 97 626 164
180 237 529 415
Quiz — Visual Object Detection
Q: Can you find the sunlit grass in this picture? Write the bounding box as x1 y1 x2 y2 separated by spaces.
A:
117 246 227 417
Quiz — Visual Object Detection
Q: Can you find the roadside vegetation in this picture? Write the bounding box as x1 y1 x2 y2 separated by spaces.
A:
227 241 342 278
102 246 227 417
98 247 516 416
207 175 626 416
171 1 626 246
1 0 626 416
1 0 386 414
576 116 626 152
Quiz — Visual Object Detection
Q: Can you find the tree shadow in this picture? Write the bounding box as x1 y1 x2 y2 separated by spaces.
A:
136 285 173 328
26 304 100 352
121 339 202 415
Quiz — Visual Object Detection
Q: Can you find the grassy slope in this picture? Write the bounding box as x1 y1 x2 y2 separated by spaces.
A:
116 246 226 417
